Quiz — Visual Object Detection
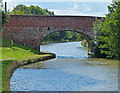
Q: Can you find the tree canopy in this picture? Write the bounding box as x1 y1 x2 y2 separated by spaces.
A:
94 1 120 59
9 4 54 15
42 31 85 44
0 1 8 27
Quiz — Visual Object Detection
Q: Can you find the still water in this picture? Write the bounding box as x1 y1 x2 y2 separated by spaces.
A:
10 41 118 91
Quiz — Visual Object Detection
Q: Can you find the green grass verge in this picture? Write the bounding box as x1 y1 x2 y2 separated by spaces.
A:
0 61 1 93
0 38 53 92
2 60 14 91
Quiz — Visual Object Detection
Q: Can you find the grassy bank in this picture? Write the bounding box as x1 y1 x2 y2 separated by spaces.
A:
0 38 55 92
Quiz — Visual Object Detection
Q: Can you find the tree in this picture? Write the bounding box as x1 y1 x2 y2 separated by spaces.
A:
9 4 54 16
94 1 120 59
2 10 7 26
12 4 28 15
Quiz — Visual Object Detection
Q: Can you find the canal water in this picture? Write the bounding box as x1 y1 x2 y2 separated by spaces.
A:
10 41 118 91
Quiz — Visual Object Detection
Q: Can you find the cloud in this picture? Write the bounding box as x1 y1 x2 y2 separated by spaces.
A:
49 9 106 17
49 9 81 15
2 1 109 17
72 4 79 9
48 2 106 17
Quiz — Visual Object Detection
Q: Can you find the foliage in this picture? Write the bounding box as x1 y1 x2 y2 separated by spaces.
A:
2 60 14 91
2 11 7 26
0 1 10 27
94 1 120 59
9 4 54 15
1 38 46 60
81 39 88 47
41 31 85 44
0 3 8 27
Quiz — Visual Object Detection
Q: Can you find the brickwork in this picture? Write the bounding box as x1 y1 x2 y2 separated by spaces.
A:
2 15 103 53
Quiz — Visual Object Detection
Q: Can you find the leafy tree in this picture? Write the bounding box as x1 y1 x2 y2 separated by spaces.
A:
2 10 6 26
1 2 8 27
42 31 85 43
9 4 54 16
76 34 84 41
12 4 28 14
93 18 107 58
94 1 120 59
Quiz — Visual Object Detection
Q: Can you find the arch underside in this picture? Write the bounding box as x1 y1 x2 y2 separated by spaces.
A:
42 29 93 43
43 27 94 40
3 26 94 55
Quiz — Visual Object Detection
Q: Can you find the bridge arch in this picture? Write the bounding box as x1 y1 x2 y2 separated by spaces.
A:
39 28 94 56
2 15 103 57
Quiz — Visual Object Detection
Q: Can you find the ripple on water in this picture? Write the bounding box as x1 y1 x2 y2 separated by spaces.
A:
10 68 103 91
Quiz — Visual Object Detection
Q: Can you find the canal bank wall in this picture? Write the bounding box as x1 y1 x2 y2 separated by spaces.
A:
8 53 56 78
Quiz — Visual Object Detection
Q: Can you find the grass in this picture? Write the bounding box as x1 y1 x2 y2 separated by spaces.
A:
0 61 1 93
0 38 54 92
1 60 14 91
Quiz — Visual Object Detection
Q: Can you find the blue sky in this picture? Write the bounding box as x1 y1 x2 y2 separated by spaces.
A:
3 0 112 17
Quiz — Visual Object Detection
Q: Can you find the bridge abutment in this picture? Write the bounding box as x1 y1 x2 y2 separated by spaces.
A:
34 46 40 52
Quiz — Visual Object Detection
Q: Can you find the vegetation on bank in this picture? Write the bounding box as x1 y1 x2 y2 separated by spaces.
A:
1 38 46 60
41 31 88 48
2 60 14 92
41 31 85 44
93 1 120 59
0 38 54 91
81 39 88 47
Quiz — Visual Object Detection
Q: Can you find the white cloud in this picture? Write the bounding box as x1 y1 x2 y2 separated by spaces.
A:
2 0 109 16
48 2 106 17
72 4 79 9
49 9 82 15
49 9 106 17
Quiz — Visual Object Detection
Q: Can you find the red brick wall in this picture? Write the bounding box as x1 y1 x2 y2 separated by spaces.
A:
4 15 99 28
2 15 104 52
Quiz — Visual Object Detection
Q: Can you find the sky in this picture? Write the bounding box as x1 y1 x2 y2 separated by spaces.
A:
2 0 113 17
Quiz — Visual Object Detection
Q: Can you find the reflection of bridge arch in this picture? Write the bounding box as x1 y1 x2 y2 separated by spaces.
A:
2 15 103 56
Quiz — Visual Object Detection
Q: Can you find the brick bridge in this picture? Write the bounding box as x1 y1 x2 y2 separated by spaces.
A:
2 15 103 56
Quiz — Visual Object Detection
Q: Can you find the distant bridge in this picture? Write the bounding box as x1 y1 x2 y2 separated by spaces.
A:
2 15 104 56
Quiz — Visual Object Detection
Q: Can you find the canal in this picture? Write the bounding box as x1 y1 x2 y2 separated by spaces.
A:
10 41 118 91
